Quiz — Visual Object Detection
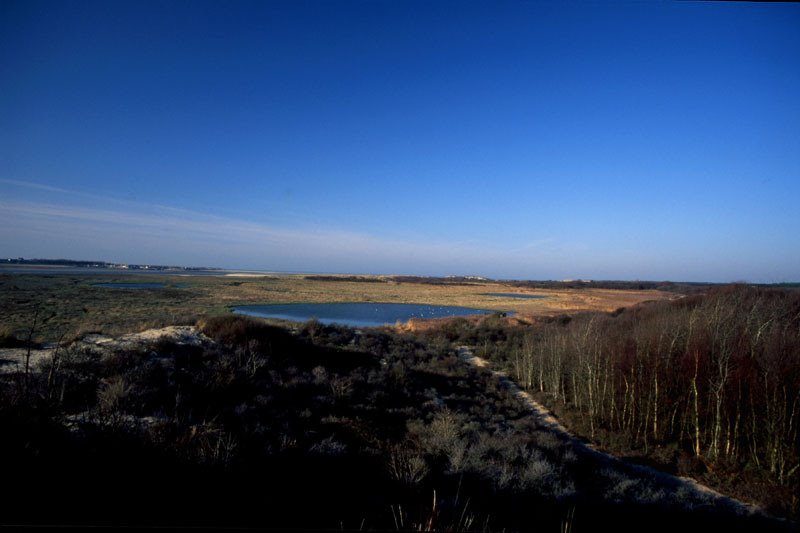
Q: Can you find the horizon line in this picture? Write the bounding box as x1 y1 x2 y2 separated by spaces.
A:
2 257 797 286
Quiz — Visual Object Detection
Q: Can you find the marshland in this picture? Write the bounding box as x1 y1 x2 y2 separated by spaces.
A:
1 272 797 531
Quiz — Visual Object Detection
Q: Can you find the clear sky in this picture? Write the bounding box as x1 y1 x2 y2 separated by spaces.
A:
1 1 798 282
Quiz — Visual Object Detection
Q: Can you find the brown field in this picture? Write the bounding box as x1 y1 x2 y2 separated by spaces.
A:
0 272 679 343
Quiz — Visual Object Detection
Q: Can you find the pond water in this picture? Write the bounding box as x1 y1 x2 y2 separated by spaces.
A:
481 293 547 299
92 282 189 289
232 302 498 328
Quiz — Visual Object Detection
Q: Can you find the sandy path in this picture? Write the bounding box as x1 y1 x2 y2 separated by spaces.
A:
456 345 766 517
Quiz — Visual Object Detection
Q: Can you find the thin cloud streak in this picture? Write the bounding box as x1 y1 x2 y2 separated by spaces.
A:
3 181 782 281
0 199 547 275
3 197 773 281
0 179 559 275
0 178 76 195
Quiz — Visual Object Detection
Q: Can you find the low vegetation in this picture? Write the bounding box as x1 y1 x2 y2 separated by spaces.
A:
0 311 793 531
1 277 796 530
426 285 800 518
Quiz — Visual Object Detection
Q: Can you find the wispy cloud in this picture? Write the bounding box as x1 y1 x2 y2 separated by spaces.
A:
0 178 73 193
0 178 576 276
0 197 497 273
4 192 777 281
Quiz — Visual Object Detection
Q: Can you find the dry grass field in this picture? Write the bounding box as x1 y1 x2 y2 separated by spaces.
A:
0 272 678 343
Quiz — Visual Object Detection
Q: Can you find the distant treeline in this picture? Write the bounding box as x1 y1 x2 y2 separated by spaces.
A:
3 258 110 267
390 276 490 285
384 277 716 292
507 280 713 292
508 280 798 293
304 275 490 285
304 276 726 292
305 275 388 283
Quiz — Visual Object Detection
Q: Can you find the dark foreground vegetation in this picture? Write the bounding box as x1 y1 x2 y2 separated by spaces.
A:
427 285 800 519
1 292 796 532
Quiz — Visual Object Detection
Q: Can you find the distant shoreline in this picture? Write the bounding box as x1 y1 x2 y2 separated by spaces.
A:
0 264 225 276
0 263 287 278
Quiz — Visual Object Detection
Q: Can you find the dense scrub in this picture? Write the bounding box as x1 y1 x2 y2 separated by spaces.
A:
0 317 563 530
1 310 793 530
442 286 800 518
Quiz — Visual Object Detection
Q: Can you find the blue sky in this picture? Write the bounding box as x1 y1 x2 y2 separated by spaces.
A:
1 1 798 281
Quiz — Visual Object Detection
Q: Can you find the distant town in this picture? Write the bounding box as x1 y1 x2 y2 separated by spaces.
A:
1 257 221 272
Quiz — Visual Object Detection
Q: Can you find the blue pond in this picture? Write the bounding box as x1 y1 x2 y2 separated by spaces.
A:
481 293 547 299
232 302 497 328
